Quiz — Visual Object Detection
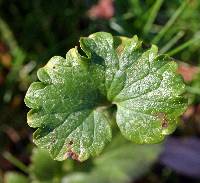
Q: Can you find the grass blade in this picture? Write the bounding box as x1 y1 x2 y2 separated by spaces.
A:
167 33 200 56
0 17 18 53
130 0 142 16
143 0 164 36
3 152 29 174
152 0 188 44
160 31 185 54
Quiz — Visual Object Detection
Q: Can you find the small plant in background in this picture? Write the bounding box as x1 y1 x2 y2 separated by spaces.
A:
4 135 162 183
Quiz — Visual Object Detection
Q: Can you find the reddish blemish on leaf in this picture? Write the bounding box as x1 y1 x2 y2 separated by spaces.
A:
66 150 80 161
65 140 80 161
25 32 187 161
156 113 169 128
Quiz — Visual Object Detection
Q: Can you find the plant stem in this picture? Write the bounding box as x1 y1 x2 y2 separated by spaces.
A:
167 35 200 56
0 17 18 54
143 0 164 36
130 0 142 16
3 152 29 174
152 0 188 44
109 19 126 35
160 31 185 54
0 17 27 102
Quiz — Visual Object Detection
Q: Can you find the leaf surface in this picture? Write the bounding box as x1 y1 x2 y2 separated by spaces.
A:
25 32 187 161
4 172 29 183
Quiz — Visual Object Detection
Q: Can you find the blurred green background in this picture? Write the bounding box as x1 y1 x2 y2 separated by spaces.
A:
0 0 200 183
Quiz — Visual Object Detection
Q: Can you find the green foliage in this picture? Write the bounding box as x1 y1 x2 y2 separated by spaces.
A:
30 148 62 182
186 72 200 104
25 32 187 162
62 134 162 183
113 0 200 62
4 135 162 183
4 172 29 183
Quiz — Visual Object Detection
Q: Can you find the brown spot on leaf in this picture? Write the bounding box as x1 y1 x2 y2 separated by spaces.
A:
52 138 56 143
65 149 80 161
162 121 168 128
65 140 80 161
116 44 125 56
156 113 169 128
67 140 73 148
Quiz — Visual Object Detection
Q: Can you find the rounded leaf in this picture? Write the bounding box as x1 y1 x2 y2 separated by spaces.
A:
25 32 187 161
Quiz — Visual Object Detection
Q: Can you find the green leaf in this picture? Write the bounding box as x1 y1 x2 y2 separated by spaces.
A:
25 32 187 161
4 172 29 183
62 134 162 183
29 148 62 182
